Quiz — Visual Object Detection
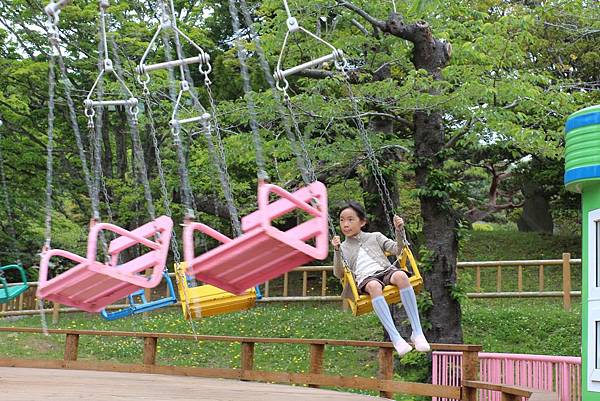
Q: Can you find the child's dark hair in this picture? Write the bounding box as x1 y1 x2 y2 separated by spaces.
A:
339 200 368 222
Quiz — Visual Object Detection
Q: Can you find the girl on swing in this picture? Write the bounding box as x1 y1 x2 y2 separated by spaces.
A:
332 200 430 357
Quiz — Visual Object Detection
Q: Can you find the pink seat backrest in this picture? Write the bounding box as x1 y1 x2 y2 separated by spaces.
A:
106 215 173 256
241 181 326 232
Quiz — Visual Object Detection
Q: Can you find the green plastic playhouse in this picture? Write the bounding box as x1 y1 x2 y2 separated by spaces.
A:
564 104 600 400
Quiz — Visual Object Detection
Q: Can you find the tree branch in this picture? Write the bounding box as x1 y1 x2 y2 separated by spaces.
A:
337 1 387 31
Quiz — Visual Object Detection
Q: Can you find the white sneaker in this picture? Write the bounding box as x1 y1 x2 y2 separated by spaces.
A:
392 338 413 357
411 333 431 352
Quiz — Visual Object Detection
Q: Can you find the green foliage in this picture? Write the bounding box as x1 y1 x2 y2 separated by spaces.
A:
459 230 581 261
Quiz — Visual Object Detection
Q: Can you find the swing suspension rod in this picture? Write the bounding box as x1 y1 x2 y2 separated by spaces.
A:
273 1 348 97
275 49 344 79
138 54 210 75
84 98 138 108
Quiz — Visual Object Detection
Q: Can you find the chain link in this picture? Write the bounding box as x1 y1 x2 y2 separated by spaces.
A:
342 79 396 234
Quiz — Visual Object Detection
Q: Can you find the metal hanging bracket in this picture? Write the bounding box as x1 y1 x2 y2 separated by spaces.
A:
84 0 139 128
136 2 212 93
169 80 211 131
274 0 348 95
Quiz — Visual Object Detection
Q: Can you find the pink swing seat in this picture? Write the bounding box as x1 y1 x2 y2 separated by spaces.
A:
184 181 328 295
36 215 173 313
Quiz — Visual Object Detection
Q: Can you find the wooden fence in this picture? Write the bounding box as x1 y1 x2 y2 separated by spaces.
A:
457 253 581 311
0 327 555 400
0 253 581 319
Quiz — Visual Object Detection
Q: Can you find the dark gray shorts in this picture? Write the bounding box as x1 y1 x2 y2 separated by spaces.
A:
358 268 411 294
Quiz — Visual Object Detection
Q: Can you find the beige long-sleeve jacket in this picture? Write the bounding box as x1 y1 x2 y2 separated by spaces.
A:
333 229 405 299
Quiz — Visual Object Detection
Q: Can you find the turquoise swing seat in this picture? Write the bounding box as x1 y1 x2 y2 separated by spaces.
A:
0 264 29 304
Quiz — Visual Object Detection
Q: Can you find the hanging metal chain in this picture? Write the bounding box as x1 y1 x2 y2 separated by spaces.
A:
55 51 99 218
43 26 57 245
239 0 395 234
155 0 243 236
227 0 267 182
170 124 196 217
202 84 242 236
90 35 114 261
144 91 182 264
236 0 322 186
111 38 157 223
342 79 396 234
40 9 61 335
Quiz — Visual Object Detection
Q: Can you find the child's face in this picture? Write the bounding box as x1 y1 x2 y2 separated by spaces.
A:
339 207 366 238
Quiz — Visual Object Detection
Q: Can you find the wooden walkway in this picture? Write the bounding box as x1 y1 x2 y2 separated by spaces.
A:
0 367 387 401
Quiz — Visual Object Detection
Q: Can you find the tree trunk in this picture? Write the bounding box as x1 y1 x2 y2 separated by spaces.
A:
360 169 399 235
115 110 128 180
102 111 113 180
517 181 554 233
414 110 463 343
394 14 462 344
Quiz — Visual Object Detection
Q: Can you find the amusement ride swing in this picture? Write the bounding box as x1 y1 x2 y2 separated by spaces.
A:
0 118 30 304
37 1 173 314
99 35 179 320
133 0 260 319
37 0 418 319
266 0 424 317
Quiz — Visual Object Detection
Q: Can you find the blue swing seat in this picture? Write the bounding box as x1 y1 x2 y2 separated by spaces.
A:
100 270 177 320
0 264 29 304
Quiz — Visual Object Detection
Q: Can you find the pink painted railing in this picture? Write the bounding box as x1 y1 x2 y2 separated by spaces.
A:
433 351 581 401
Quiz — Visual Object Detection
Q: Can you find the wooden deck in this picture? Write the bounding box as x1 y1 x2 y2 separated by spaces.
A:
0 367 387 401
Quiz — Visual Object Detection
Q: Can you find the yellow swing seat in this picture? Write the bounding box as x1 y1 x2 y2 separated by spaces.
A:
175 263 256 319
342 245 424 317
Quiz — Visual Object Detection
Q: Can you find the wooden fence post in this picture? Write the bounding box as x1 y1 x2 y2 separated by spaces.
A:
143 336 158 365
64 333 79 361
241 341 255 380
562 252 571 311
52 302 60 324
302 271 308 296
496 266 502 292
309 343 324 388
378 346 394 399
461 350 479 401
